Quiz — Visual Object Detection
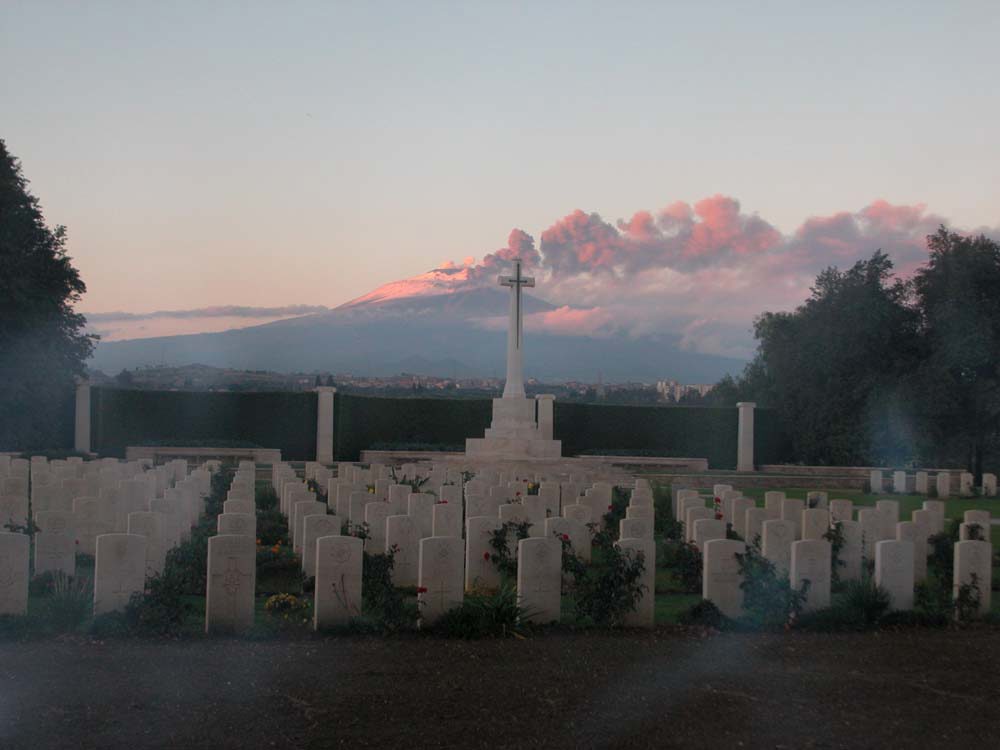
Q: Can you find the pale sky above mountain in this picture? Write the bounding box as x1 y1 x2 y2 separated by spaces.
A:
3 1 999 357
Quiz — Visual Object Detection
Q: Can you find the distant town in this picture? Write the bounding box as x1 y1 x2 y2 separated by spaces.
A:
88 364 716 405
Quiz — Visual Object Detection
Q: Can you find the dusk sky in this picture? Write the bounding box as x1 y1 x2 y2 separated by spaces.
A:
3 2 999 356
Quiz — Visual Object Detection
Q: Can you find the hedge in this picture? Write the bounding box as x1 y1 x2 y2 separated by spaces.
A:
90 388 317 459
333 394 492 461
89 388 792 467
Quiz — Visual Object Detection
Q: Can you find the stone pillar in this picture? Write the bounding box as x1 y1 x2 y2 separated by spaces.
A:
315 387 336 464
535 394 555 440
736 402 756 472
74 377 91 454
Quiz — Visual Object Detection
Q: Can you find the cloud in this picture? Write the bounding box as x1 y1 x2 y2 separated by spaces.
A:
85 305 330 323
446 197 997 359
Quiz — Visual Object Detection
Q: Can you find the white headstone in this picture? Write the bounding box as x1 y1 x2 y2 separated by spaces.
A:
935 472 950 499
93 533 147 615
0 532 29 615
874 539 914 611
836 519 863 582
516 537 561 623
801 508 830 541
418 536 465 626
205 534 256 634
953 540 993 616
762 519 795 576
313 535 363 629
408 493 436 539
127 511 165 577
780 499 805 539
895 521 927 583
790 539 831 611
693 518 726 551
465 516 502 590
385 515 419 587
218 512 256 539
763 491 785 520
616 537 655 628
702 539 745 619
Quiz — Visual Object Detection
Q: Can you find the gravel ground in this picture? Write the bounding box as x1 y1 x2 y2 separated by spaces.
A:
2 628 999 749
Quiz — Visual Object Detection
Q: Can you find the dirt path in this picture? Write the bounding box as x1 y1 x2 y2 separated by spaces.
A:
2 629 999 749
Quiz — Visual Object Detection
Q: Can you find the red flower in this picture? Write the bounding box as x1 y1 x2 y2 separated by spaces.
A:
417 586 428 594
561 534 569 542
715 512 724 520
483 551 490 561
607 505 612 511
440 500 448 504
516 491 521 497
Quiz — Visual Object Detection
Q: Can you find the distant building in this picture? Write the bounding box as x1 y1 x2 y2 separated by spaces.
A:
656 380 714 402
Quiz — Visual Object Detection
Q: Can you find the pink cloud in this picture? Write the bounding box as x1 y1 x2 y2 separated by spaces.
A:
412 196 995 357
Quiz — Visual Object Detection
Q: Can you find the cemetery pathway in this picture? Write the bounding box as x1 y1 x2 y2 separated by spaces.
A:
2 628 999 749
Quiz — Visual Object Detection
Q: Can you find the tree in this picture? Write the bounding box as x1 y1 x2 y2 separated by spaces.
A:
912 228 1000 480
740 252 919 465
0 139 95 450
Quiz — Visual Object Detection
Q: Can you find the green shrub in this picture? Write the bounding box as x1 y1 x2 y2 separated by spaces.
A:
255 509 288 546
431 584 526 638
568 537 648 627
679 599 726 628
255 486 279 512
487 521 532 578
662 541 702 593
798 577 890 631
35 573 92 634
736 545 809 629
121 568 193 636
357 546 418 633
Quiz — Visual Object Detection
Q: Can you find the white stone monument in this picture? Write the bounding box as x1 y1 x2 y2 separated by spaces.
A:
466 258 562 461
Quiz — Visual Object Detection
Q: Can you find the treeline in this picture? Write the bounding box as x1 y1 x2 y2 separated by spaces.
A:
709 228 1000 476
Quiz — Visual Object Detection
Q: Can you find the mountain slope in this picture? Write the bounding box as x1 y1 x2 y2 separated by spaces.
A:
89 283 745 381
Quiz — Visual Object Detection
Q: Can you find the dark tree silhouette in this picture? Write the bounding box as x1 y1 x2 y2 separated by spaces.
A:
0 139 95 450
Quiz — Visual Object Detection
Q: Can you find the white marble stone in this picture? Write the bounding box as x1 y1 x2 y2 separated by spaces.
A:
935 472 950 499
730 497 755 539
465 516 502 590
293 500 326 554
982 473 997 497
432 502 463 538
875 500 900 540
407 493 436 539
962 510 991 540
204 534 256 633
418 536 465 626
364 502 390 553
94 533 147 615
34 510 76 578
780 499 805 539
516 537 562 623
857 508 882 560
218 512 256 540
763 491 785 520
0 532 29 615
762 520 795 576
620 517 654 541
385 515 419 587
921 500 946 534
893 471 907 494
837 520 863 582
302 514 341 578
616 537 655 628
73 497 108 556
744 507 768 548
895 521 927 583
874 539 914 611
314 535 363 629
801 508 830 541
829 499 853 524
127 511 165 577
791 539 831 611
693 518 726 551
869 470 884 493
915 471 929 494
684 506 714 543
702 539 745 619
953 540 992 616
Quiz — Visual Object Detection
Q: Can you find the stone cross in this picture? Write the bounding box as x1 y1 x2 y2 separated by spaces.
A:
498 258 535 399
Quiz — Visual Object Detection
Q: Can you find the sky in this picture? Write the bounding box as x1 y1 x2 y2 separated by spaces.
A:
3 1 999 357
